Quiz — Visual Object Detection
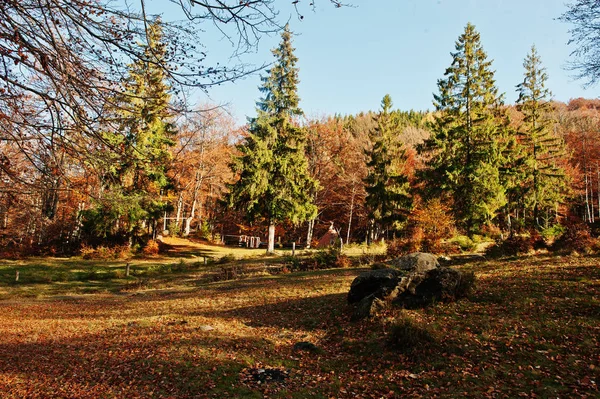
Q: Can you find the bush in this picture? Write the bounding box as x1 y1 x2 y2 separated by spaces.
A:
198 221 212 241
167 222 182 237
389 198 457 257
386 236 418 258
449 235 476 252
551 221 599 254
356 253 387 267
142 240 160 256
172 259 188 272
541 224 566 242
313 248 340 268
481 224 503 240
218 253 236 264
485 233 542 258
370 262 388 270
80 244 131 260
334 254 352 268
213 265 270 282
387 315 437 353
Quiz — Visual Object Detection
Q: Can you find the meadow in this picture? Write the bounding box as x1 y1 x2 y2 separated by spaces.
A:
0 240 598 398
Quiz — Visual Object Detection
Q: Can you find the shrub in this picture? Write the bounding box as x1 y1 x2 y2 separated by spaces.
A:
213 265 270 281
198 221 212 241
481 224 503 240
449 235 477 252
218 253 236 264
142 240 160 256
172 259 189 272
283 255 301 270
551 221 599 254
334 254 352 268
541 224 566 242
370 262 388 270
485 233 542 258
80 244 131 260
313 248 339 268
386 236 418 258
387 315 437 353
389 198 456 257
80 245 96 260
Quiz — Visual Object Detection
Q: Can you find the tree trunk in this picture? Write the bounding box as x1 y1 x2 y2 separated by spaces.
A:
585 169 592 222
592 182 596 223
267 222 276 253
185 196 197 237
346 185 356 245
597 163 600 220
367 219 374 245
175 193 183 231
185 170 204 236
1 207 7 229
305 219 315 249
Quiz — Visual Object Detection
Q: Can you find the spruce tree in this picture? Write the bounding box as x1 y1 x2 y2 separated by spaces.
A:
515 46 568 228
116 18 175 194
228 25 317 253
87 18 175 242
420 23 508 234
364 95 411 243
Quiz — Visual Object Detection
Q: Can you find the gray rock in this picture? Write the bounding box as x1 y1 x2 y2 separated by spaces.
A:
348 253 474 320
347 268 402 304
387 252 439 273
351 294 386 321
394 267 475 309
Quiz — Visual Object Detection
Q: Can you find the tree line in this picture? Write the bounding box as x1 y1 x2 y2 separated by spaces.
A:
2 2 600 255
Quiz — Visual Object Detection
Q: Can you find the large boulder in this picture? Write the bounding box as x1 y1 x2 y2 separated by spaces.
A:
387 252 439 273
351 295 387 321
347 253 474 320
394 267 475 309
347 268 403 304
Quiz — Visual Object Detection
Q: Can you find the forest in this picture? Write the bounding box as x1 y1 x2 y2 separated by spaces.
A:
0 1 599 398
2 13 600 258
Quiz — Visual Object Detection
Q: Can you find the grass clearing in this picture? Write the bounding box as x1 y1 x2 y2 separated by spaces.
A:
0 245 598 397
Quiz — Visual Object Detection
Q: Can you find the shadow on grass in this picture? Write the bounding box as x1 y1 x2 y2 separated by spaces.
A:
159 241 222 258
0 323 271 398
192 293 349 331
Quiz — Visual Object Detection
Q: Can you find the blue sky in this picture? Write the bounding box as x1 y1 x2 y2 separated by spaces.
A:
151 0 594 124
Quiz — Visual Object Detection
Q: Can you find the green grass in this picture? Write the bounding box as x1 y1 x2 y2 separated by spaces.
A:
0 238 387 299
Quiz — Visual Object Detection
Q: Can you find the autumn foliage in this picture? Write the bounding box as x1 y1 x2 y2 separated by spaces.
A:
388 198 457 256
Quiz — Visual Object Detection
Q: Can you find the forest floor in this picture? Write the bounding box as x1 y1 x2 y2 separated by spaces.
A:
0 242 598 398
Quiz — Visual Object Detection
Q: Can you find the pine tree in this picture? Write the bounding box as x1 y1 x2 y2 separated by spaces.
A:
420 23 509 234
515 46 569 228
364 95 412 243
86 18 175 243
116 18 175 194
228 25 317 253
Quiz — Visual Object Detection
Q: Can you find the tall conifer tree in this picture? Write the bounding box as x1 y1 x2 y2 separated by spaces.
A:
85 18 175 242
420 23 508 233
228 25 317 253
364 95 411 243
515 46 568 228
